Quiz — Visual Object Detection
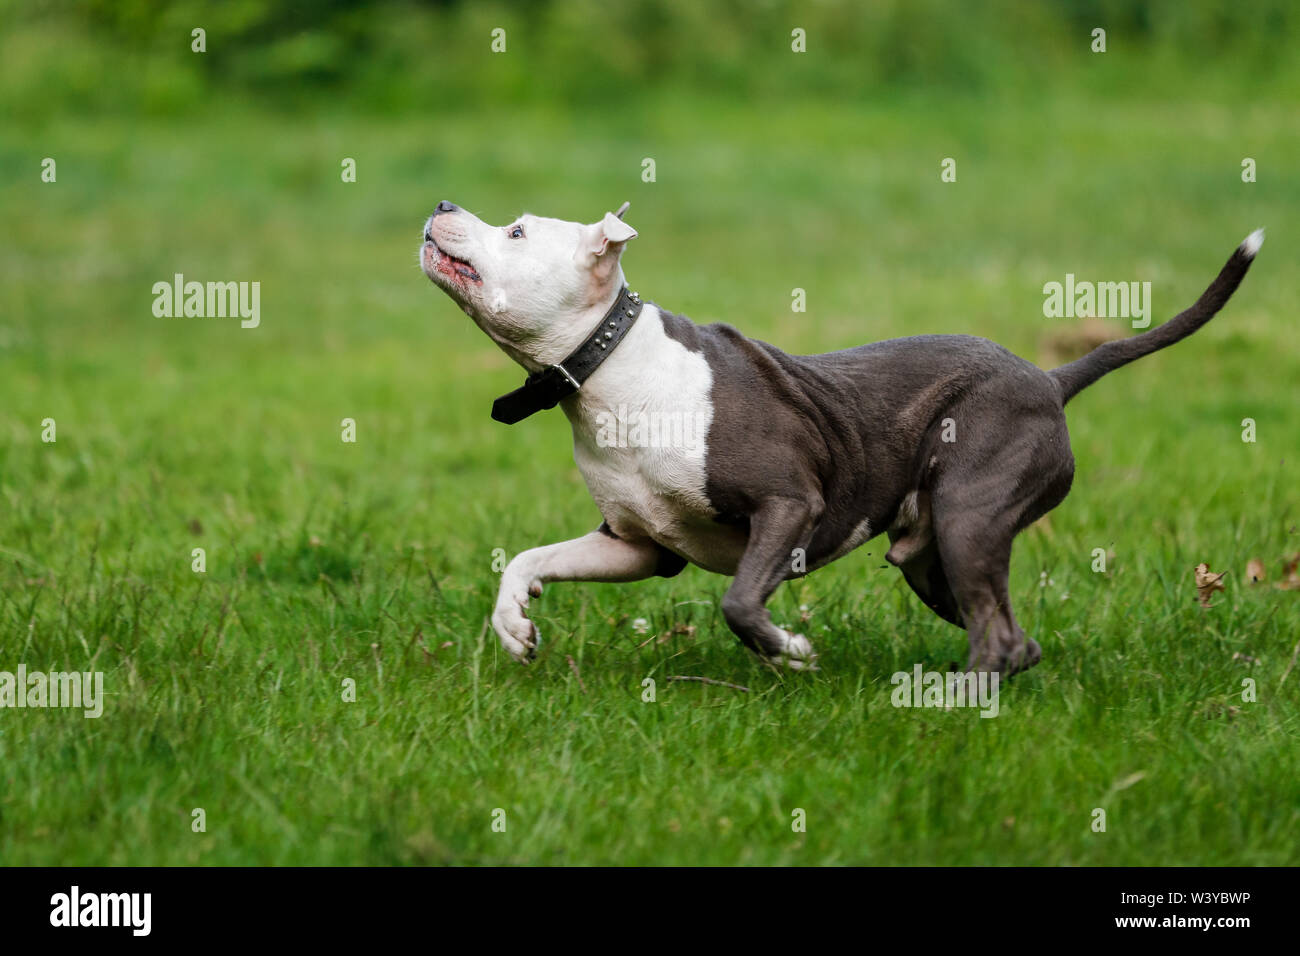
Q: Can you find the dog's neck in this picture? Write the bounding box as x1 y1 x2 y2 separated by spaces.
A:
500 277 628 374
558 297 672 432
486 280 651 426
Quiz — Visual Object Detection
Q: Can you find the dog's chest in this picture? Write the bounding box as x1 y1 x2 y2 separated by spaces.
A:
565 313 745 574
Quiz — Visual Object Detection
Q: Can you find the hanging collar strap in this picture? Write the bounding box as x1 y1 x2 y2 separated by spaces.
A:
490 286 644 425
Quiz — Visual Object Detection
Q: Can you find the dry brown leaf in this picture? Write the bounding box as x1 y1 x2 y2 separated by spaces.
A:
656 623 697 645
1246 558 1267 584
1277 552 1300 591
1194 562 1226 608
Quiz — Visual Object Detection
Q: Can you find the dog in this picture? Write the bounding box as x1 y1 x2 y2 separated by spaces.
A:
420 199 1262 675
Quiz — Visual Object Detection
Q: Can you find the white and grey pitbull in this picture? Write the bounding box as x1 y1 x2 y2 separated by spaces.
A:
420 200 1263 675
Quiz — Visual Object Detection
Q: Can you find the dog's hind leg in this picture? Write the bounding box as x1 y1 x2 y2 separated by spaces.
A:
924 409 1073 675
911 479 1030 674
492 524 682 663
720 496 823 670
933 523 1037 675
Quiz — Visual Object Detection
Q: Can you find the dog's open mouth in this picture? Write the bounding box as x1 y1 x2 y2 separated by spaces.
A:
425 235 482 286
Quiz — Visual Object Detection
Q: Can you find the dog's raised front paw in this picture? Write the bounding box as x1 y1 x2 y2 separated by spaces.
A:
491 575 543 663
491 601 539 663
488 564 546 660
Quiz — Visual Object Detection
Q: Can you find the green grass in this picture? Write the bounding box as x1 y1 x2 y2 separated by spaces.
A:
1 82 1298 864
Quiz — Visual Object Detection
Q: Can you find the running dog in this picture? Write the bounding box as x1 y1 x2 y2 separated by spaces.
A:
420 199 1262 674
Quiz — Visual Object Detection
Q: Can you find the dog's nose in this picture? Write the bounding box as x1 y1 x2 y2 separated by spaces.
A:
433 200 459 217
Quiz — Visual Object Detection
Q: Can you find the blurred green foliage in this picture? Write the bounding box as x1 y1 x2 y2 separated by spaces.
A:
3 0 1298 120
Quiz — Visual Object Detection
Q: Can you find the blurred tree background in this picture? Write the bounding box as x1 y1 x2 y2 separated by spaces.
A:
3 0 1298 120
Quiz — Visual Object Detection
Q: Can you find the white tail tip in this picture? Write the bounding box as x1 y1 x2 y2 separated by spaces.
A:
1241 228 1265 258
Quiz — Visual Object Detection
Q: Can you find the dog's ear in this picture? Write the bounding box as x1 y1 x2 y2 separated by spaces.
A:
579 208 637 285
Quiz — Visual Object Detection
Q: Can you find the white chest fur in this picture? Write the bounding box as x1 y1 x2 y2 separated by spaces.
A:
564 307 746 574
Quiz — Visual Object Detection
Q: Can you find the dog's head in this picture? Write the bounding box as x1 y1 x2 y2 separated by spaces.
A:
420 201 637 366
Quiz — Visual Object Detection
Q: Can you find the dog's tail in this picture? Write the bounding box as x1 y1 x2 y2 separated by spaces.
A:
1051 229 1264 405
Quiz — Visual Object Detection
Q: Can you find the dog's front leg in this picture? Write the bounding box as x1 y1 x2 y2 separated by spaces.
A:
492 527 665 662
721 496 823 670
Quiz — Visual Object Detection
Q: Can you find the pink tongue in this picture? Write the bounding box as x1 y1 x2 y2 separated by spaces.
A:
437 252 476 282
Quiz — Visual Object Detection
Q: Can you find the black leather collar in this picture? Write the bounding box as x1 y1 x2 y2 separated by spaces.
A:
491 286 644 424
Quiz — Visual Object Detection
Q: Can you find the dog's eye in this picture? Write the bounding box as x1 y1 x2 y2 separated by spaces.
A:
508 225 525 239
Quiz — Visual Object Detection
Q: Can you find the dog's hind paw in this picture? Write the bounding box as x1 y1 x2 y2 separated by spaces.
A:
969 636 1042 677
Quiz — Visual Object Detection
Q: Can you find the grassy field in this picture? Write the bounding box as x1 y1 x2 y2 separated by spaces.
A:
2 56 1299 862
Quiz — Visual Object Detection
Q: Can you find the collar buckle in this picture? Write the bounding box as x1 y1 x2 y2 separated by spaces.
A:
550 362 582 391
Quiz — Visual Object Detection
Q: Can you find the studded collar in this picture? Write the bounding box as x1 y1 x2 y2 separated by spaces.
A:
490 286 644 424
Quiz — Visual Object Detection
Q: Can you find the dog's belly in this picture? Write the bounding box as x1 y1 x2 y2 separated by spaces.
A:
573 442 746 575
